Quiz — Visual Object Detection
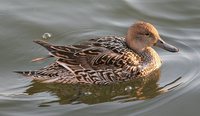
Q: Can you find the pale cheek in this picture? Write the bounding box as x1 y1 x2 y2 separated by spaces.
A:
145 37 154 46
137 39 146 49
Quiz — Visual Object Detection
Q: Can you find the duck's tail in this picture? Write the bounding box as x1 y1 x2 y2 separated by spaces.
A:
14 70 55 82
14 62 73 83
14 70 37 77
33 40 75 59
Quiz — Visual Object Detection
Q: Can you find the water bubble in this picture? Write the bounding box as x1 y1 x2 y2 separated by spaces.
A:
84 91 92 96
125 86 133 92
42 33 52 39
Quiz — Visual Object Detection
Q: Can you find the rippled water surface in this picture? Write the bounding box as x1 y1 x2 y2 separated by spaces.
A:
1 0 200 116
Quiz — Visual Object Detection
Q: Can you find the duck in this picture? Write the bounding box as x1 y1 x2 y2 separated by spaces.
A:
15 21 179 85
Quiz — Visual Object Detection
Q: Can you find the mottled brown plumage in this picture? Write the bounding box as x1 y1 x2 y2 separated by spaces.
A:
15 21 179 84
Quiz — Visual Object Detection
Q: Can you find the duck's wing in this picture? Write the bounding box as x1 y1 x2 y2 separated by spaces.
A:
34 37 140 70
33 36 128 59
33 40 110 71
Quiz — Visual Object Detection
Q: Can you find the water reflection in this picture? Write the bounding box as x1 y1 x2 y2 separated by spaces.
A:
24 69 180 105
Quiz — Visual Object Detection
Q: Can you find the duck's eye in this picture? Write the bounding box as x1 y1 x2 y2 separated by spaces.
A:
145 33 150 36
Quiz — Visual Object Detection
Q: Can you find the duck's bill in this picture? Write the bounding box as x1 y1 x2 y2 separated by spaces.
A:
155 38 179 52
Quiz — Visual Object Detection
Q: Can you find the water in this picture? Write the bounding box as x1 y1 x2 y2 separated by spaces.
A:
0 0 200 115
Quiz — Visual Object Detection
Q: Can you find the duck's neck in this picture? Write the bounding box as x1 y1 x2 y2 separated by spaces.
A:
137 47 162 77
124 38 161 76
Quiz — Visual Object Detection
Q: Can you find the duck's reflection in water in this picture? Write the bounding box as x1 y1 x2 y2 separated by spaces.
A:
24 69 180 105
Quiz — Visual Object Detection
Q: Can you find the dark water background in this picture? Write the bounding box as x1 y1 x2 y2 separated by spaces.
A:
0 0 200 116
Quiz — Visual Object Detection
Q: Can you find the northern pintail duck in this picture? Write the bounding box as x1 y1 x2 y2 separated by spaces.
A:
16 21 179 84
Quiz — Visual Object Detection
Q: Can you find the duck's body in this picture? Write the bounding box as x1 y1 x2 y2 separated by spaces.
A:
16 21 178 85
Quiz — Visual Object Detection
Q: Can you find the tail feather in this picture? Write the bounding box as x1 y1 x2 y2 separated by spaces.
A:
14 70 51 82
33 40 79 59
14 71 36 77
31 55 53 62
14 62 72 83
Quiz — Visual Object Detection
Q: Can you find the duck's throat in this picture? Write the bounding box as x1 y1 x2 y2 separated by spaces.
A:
137 47 162 77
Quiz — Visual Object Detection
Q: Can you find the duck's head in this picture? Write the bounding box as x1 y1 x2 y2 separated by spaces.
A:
126 21 179 52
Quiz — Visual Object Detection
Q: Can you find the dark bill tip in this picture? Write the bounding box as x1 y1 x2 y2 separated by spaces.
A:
155 39 179 52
